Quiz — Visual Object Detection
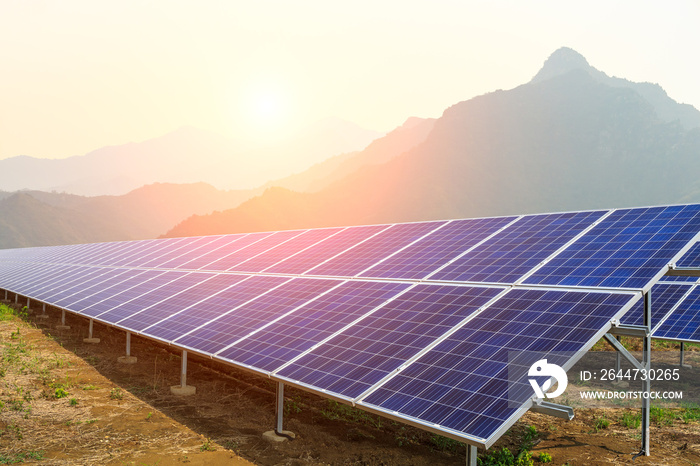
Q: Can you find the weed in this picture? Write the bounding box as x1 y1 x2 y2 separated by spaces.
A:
429 434 461 452
394 427 417 447
651 406 675 426
222 439 240 451
200 438 216 451
538 452 553 463
620 411 641 429
110 387 123 400
54 387 69 399
592 416 610 432
82 384 99 390
320 400 383 429
70 398 78 406
0 450 44 463
146 412 152 420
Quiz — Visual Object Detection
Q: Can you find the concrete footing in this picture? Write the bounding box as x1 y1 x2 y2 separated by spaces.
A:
56 325 71 330
681 364 693 369
36 314 49 319
117 356 138 364
170 385 196 396
83 338 100 344
262 430 296 443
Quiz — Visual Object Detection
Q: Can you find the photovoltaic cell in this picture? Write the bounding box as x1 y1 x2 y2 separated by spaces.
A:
653 287 700 342
173 276 341 355
676 241 700 267
68 269 161 314
153 235 238 269
135 236 216 268
50 268 135 308
525 205 700 289
144 275 299 342
275 285 503 398
115 237 194 267
263 224 388 275
361 289 635 442
79 270 190 318
216 280 411 371
114 273 240 332
430 211 605 284
229 228 344 273
26 266 101 301
305 221 446 277
619 283 692 327
175 232 270 270
359 217 517 280
198 230 305 271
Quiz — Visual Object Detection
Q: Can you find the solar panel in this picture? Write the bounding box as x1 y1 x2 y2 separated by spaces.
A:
525 205 700 289
619 283 693 328
429 211 605 284
359 217 517 280
70 269 167 315
675 241 700 267
175 232 270 270
215 280 412 371
305 221 447 277
274 284 504 399
359 289 637 443
652 286 700 342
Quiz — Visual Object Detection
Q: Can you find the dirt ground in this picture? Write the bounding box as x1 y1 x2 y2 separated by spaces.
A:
1 301 699 465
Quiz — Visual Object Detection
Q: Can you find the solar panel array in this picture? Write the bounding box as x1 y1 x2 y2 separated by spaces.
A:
2 204 700 448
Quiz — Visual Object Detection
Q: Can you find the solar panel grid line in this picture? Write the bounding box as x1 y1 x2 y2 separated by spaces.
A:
421 216 523 282
352 285 510 404
81 239 162 267
19 265 96 299
110 272 222 327
210 279 350 357
48 268 136 308
64 269 158 313
196 230 288 270
256 227 350 273
137 274 263 336
350 221 453 278
77 242 130 266
147 235 232 269
170 233 261 270
119 236 201 268
109 238 188 267
34 267 116 304
270 282 422 378
86 270 193 320
6 265 73 296
673 241 700 267
650 283 699 336
0 263 49 289
647 231 700 293
300 224 395 275
513 209 615 286
228 228 345 272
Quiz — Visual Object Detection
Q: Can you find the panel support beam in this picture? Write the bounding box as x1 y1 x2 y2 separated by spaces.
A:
529 401 574 420
640 290 651 457
608 323 647 338
603 334 644 371
665 265 700 277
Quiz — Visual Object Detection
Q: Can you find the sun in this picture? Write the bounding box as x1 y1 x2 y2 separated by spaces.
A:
245 85 290 139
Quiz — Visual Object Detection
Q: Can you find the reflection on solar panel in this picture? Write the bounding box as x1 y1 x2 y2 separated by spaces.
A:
2 203 700 450
653 287 700 342
359 217 517 280
675 241 700 267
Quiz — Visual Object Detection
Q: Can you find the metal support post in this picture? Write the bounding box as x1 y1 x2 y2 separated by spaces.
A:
37 303 49 319
126 332 131 356
27 297 30 308
56 308 70 329
276 382 285 434
466 444 477 466
89 319 93 339
4 290 7 300
83 319 100 344
640 290 651 457
680 341 692 368
118 332 137 364
15 294 18 304
181 350 188 388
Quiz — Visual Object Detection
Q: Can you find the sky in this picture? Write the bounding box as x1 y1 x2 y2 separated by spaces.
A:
1 0 698 160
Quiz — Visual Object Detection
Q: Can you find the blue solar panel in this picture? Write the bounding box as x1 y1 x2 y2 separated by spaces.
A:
26 266 100 301
144 275 300 342
50 268 135 308
67 269 162 314
675 241 700 267
114 273 238 332
360 289 635 442
174 277 348 355
135 236 216 268
79 270 190 318
305 222 447 277
275 285 503 398
216 280 411 371
175 232 272 270
359 217 517 280
151 235 238 269
229 228 345 273
620 283 692 327
111 237 193 267
653 286 700 342
430 211 605 284
264 224 389 275
199 230 305 271
525 205 700 289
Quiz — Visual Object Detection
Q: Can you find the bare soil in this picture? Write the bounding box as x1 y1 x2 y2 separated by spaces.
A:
1 301 699 465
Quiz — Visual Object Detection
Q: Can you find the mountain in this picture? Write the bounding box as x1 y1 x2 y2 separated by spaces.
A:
0 120 383 196
0 183 259 248
164 48 700 237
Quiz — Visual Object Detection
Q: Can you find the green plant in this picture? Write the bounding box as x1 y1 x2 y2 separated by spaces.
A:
54 387 68 399
620 411 641 429
0 450 45 463
538 452 553 463
110 387 123 400
200 438 216 451
146 411 152 420
320 400 383 428
592 416 610 432
429 434 461 452
70 398 78 406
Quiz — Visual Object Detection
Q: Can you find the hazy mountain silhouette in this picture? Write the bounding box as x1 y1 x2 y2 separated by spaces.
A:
164 47 700 237
0 183 257 248
0 120 382 196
